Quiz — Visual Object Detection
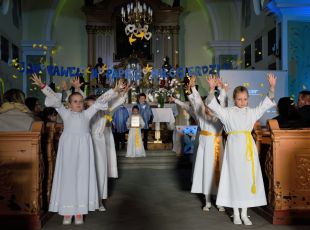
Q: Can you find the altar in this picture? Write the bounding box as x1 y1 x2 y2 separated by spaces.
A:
151 107 175 143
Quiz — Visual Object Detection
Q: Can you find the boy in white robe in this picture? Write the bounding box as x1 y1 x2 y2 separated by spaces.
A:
31 74 117 225
205 74 277 225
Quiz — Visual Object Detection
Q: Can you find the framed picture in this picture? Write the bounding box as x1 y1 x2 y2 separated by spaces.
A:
131 115 140 128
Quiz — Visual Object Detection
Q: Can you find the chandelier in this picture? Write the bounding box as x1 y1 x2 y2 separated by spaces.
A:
121 1 153 44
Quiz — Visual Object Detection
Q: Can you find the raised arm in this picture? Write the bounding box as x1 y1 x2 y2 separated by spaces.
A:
205 76 228 123
216 78 228 107
252 73 277 120
188 86 205 113
172 97 191 112
109 93 128 112
31 74 68 118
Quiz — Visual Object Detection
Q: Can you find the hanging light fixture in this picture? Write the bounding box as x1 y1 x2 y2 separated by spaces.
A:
121 1 153 43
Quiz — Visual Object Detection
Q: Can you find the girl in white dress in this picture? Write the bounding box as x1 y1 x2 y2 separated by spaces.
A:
126 105 146 157
206 74 277 225
31 74 114 225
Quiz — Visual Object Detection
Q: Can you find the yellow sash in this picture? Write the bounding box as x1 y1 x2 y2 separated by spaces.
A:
135 128 141 149
200 130 221 184
227 130 256 194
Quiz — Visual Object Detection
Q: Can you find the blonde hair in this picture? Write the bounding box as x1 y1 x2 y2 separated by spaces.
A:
233 86 249 99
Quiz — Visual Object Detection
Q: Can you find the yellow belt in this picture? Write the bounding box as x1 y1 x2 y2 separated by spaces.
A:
103 114 113 122
227 130 256 194
135 128 141 149
200 130 221 184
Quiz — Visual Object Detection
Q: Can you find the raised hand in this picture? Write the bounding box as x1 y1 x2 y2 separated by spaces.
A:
267 73 277 90
114 79 125 93
207 75 217 92
31 73 45 88
217 78 229 92
71 77 84 89
120 82 131 96
61 80 68 91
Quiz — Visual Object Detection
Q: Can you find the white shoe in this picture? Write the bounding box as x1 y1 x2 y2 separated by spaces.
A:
203 202 212 211
62 215 72 225
241 215 253 225
74 215 83 225
233 215 242 225
217 206 225 212
99 205 106 212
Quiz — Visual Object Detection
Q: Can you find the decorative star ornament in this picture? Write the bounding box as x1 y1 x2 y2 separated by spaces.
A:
129 34 137 45
135 31 145 40
143 64 153 74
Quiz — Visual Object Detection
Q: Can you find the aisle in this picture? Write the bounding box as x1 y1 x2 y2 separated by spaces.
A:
42 164 307 230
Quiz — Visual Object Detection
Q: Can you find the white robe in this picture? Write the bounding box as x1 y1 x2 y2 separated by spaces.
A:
105 94 128 178
104 126 118 178
126 115 145 157
208 96 276 208
189 87 225 196
91 112 112 200
44 86 109 215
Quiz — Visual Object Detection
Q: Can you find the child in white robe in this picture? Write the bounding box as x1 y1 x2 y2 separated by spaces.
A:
104 92 128 178
183 76 227 212
31 74 115 225
206 74 277 225
86 88 128 211
126 105 146 157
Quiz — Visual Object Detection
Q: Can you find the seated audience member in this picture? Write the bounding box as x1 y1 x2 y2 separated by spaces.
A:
0 89 34 131
25 97 42 120
297 91 310 127
272 97 300 128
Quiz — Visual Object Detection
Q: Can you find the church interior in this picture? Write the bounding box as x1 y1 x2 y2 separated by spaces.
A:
0 0 310 229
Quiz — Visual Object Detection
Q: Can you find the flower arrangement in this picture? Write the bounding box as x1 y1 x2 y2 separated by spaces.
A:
151 78 181 108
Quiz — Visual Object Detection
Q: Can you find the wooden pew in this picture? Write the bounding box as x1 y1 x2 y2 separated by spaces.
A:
254 120 310 224
43 123 56 210
0 121 50 229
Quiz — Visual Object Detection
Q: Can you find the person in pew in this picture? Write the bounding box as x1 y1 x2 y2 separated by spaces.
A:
25 97 43 121
0 89 34 131
137 93 153 150
126 105 146 157
206 73 277 225
297 90 310 127
272 97 300 128
31 73 125 225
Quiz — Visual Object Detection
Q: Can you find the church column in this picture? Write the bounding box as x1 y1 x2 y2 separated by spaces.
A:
163 27 169 58
172 25 180 67
86 25 95 66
